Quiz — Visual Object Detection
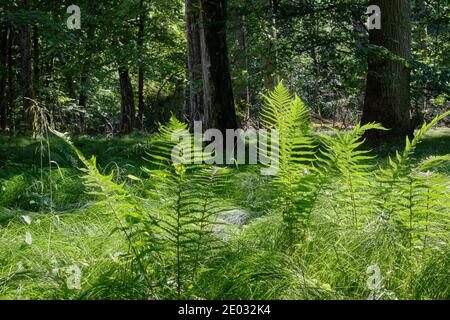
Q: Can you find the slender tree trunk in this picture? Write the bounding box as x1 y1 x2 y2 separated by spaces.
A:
199 0 237 132
137 66 145 130
185 0 204 126
413 0 427 115
77 27 95 133
231 5 249 105
58 52 76 99
362 0 412 141
32 25 40 95
415 0 427 52
19 0 34 127
352 16 367 52
119 67 135 134
137 0 146 130
262 0 279 91
79 71 89 107
6 24 14 131
0 23 8 132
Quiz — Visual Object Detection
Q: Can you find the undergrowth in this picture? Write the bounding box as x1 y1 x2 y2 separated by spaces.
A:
0 83 449 300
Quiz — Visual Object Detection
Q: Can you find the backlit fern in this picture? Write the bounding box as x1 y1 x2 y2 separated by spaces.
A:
260 82 320 241
375 111 450 258
320 122 386 226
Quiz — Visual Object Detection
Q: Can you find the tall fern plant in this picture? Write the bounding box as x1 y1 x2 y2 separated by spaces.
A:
50 129 158 295
375 111 450 258
320 123 386 226
142 117 231 298
259 82 320 242
52 118 231 299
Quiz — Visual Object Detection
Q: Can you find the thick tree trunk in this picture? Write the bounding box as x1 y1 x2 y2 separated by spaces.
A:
185 0 204 126
362 0 412 142
262 0 279 91
19 0 34 126
231 6 249 105
199 0 237 132
119 67 135 134
0 23 8 132
137 0 145 130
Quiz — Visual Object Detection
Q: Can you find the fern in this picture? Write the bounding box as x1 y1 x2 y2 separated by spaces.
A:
142 117 232 298
260 82 320 241
375 111 450 259
49 128 158 297
52 118 233 299
320 123 386 226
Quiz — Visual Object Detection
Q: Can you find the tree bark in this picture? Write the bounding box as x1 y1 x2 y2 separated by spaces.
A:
413 0 427 115
362 0 412 142
19 0 34 126
32 25 40 95
231 5 249 105
262 0 279 91
137 0 146 130
199 0 237 132
6 24 14 131
185 0 204 126
77 26 95 134
0 23 8 132
58 52 76 99
119 67 135 134
78 68 89 108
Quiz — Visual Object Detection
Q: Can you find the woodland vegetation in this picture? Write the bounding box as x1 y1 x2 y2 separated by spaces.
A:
0 0 449 300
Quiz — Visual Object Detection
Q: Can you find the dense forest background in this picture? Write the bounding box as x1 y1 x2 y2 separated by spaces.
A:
0 0 448 138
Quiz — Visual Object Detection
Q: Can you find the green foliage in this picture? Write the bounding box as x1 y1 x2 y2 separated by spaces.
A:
141 117 233 298
260 82 320 240
0 86 449 301
320 122 386 226
375 111 450 259
51 117 233 299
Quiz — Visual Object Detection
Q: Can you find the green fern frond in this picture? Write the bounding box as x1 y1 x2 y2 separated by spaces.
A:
259 82 321 241
320 122 386 226
143 118 233 298
374 111 450 259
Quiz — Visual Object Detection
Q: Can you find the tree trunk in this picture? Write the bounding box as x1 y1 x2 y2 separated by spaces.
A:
362 0 412 142
413 0 427 115
77 26 95 133
262 0 279 91
0 23 8 132
6 24 14 131
199 0 237 132
185 0 204 126
32 25 40 95
58 52 76 99
119 67 135 134
137 66 145 130
231 5 249 105
19 0 34 126
137 0 146 130
79 67 89 108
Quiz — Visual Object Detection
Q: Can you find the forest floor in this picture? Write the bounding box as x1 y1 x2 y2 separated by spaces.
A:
0 128 449 300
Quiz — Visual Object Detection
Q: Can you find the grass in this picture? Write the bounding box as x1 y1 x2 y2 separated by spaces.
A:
0 128 449 300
